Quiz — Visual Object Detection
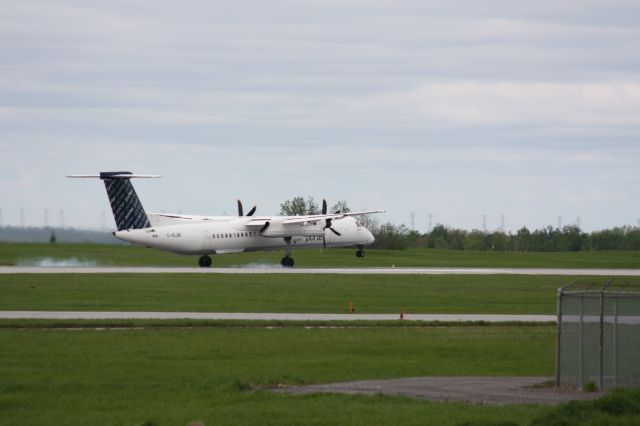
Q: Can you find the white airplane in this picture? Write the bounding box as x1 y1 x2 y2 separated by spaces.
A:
68 172 384 267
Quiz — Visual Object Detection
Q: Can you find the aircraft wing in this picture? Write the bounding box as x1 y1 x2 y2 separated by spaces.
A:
244 210 385 227
338 209 386 217
280 210 385 225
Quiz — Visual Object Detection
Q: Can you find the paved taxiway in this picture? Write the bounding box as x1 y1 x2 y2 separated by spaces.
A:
275 376 602 405
1 266 639 275
0 311 555 322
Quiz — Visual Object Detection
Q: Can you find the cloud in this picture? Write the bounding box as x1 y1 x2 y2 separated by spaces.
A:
1 1 639 231
343 82 640 128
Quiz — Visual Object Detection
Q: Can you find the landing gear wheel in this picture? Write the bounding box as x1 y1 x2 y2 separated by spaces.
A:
356 250 365 258
280 256 295 268
198 255 212 268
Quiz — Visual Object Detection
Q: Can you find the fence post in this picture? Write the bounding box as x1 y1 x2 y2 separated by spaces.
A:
556 287 563 387
579 294 584 389
556 280 575 388
599 278 613 390
599 290 605 390
613 294 618 388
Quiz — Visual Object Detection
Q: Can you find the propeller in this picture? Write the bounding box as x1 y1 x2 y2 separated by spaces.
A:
321 198 341 248
260 221 270 233
237 199 257 217
325 219 341 236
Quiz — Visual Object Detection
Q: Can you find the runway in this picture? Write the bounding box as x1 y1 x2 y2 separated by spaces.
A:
0 311 556 322
1 266 639 275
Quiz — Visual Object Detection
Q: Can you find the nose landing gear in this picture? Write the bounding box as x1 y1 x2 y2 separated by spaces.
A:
198 255 212 267
356 245 365 258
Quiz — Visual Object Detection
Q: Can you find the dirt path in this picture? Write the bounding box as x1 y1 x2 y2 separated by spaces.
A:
273 377 603 405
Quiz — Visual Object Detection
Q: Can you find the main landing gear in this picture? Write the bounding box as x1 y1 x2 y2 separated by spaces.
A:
280 237 295 268
198 255 212 268
356 245 366 258
280 256 294 267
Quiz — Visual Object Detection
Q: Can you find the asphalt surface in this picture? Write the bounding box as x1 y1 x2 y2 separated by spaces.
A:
0 311 556 322
274 376 603 405
1 266 639 275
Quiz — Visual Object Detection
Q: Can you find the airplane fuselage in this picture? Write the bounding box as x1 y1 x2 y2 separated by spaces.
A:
114 215 374 255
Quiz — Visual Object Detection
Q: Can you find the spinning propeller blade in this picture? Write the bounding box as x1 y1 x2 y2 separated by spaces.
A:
322 198 341 238
237 199 257 217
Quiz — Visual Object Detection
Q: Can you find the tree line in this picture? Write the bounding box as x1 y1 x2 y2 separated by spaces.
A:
278 196 640 252
369 223 640 251
0 226 126 244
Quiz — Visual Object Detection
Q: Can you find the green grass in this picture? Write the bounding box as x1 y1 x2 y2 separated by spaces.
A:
2 242 640 268
530 389 640 426
0 273 576 314
0 325 555 425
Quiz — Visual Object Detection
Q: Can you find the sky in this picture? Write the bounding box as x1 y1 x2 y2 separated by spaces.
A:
1 0 639 232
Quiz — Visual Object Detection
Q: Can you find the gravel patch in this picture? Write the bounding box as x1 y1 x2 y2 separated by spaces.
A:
273 376 604 405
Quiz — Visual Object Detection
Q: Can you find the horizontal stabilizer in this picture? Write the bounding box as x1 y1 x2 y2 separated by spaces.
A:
67 172 161 179
68 171 157 231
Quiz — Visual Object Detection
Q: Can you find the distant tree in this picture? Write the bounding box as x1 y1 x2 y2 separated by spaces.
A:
623 226 640 250
558 225 589 252
426 224 450 249
356 214 379 233
531 226 558 252
280 196 319 216
464 230 486 251
490 231 509 251
513 227 531 251
306 197 319 215
330 200 350 214
447 228 467 250
405 229 425 247
591 227 625 250
49 230 57 244
372 223 410 250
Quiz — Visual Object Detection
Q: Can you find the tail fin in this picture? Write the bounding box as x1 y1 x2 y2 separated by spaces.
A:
68 172 160 231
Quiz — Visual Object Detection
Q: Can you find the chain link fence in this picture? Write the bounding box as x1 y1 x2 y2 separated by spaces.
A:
556 278 640 389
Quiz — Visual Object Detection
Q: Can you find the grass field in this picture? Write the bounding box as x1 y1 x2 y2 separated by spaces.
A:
0 325 555 425
2 242 640 268
2 244 637 424
0 273 576 314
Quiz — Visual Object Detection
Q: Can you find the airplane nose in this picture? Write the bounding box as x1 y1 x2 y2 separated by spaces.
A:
366 229 375 244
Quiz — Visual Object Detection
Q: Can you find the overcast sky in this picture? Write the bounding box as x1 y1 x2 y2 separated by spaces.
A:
1 0 639 232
